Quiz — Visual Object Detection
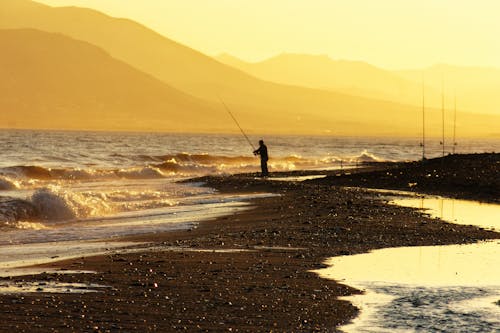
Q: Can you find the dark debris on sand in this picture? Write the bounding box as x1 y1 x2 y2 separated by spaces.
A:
0 154 498 332
313 153 499 203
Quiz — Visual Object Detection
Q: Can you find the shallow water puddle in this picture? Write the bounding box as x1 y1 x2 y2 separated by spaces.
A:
0 268 96 278
0 241 141 272
317 241 500 287
0 281 110 294
269 175 327 182
116 245 254 255
315 242 500 332
389 195 500 232
315 193 500 332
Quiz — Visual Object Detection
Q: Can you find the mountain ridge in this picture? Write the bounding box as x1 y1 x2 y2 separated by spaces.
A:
0 28 227 132
215 52 428 101
216 53 500 116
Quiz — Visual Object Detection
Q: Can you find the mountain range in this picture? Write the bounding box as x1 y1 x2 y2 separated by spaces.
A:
216 53 500 117
216 53 430 108
1 0 499 137
0 28 220 132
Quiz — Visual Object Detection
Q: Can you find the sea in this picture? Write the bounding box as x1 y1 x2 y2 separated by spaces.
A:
0 130 498 243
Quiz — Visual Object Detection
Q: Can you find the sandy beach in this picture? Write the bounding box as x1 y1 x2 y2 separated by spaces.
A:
0 153 498 332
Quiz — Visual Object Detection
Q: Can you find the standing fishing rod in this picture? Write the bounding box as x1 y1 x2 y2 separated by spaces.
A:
218 96 256 151
421 74 426 161
441 78 445 158
452 92 457 154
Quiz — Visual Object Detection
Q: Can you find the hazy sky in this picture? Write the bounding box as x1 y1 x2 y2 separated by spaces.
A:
36 0 500 69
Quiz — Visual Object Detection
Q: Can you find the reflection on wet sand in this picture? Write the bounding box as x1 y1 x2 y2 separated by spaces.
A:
315 241 500 332
0 281 110 294
314 194 500 332
390 195 500 232
316 241 500 287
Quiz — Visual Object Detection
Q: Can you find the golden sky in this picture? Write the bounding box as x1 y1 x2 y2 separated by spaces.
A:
36 0 500 69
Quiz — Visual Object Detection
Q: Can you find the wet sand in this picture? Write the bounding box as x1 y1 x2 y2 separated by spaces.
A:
0 153 498 332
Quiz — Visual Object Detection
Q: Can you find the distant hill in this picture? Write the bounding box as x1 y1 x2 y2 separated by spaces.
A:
1 0 499 137
0 0 256 101
0 27 426 136
396 64 500 116
0 29 223 132
215 53 436 107
215 53 500 117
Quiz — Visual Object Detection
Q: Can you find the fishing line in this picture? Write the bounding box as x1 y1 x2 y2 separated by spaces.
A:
218 96 256 151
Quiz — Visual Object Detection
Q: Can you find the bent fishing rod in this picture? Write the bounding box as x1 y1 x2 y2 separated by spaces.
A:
218 96 256 151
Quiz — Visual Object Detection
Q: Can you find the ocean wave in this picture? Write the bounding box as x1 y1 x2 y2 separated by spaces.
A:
115 167 166 179
0 165 53 179
0 165 79 180
0 165 163 181
0 176 20 190
0 155 269 182
4 221 48 230
115 198 177 212
105 190 168 202
156 160 217 175
0 197 38 223
30 186 112 221
154 152 390 171
156 153 255 165
155 153 309 174
104 189 179 211
352 150 387 163
51 168 111 180
137 154 164 162
0 151 389 184
1 185 182 223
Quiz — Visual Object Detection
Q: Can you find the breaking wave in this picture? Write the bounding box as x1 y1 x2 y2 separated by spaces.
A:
30 186 112 221
0 151 389 183
115 167 166 179
353 149 387 163
0 186 189 224
104 189 179 211
0 197 38 223
152 151 389 173
0 165 103 181
0 176 20 190
4 221 48 230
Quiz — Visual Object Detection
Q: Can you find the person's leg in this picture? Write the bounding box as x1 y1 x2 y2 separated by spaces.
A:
261 160 269 176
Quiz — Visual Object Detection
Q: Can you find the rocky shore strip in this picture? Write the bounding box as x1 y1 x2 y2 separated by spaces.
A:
0 153 498 332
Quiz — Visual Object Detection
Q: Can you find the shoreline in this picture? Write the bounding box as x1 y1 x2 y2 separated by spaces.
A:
0 153 498 332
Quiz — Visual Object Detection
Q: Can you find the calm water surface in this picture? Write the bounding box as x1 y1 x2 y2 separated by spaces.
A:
315 193 500 332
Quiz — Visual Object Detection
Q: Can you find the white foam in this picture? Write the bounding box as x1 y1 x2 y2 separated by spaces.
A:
7 221 48 230
0 176 20 190
115 166 166 179
30 186 112 221
352 149 386 163
0 281 110 294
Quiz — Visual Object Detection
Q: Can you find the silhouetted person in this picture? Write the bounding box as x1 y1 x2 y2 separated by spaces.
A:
253 139 269 177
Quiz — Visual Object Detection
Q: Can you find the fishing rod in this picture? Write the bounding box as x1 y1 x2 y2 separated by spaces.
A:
440 78 445 158
421 74 426 161
452 91 457 154
218 96 256 151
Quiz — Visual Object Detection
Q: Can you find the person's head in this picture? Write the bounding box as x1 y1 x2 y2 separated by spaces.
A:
259 139 264 146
